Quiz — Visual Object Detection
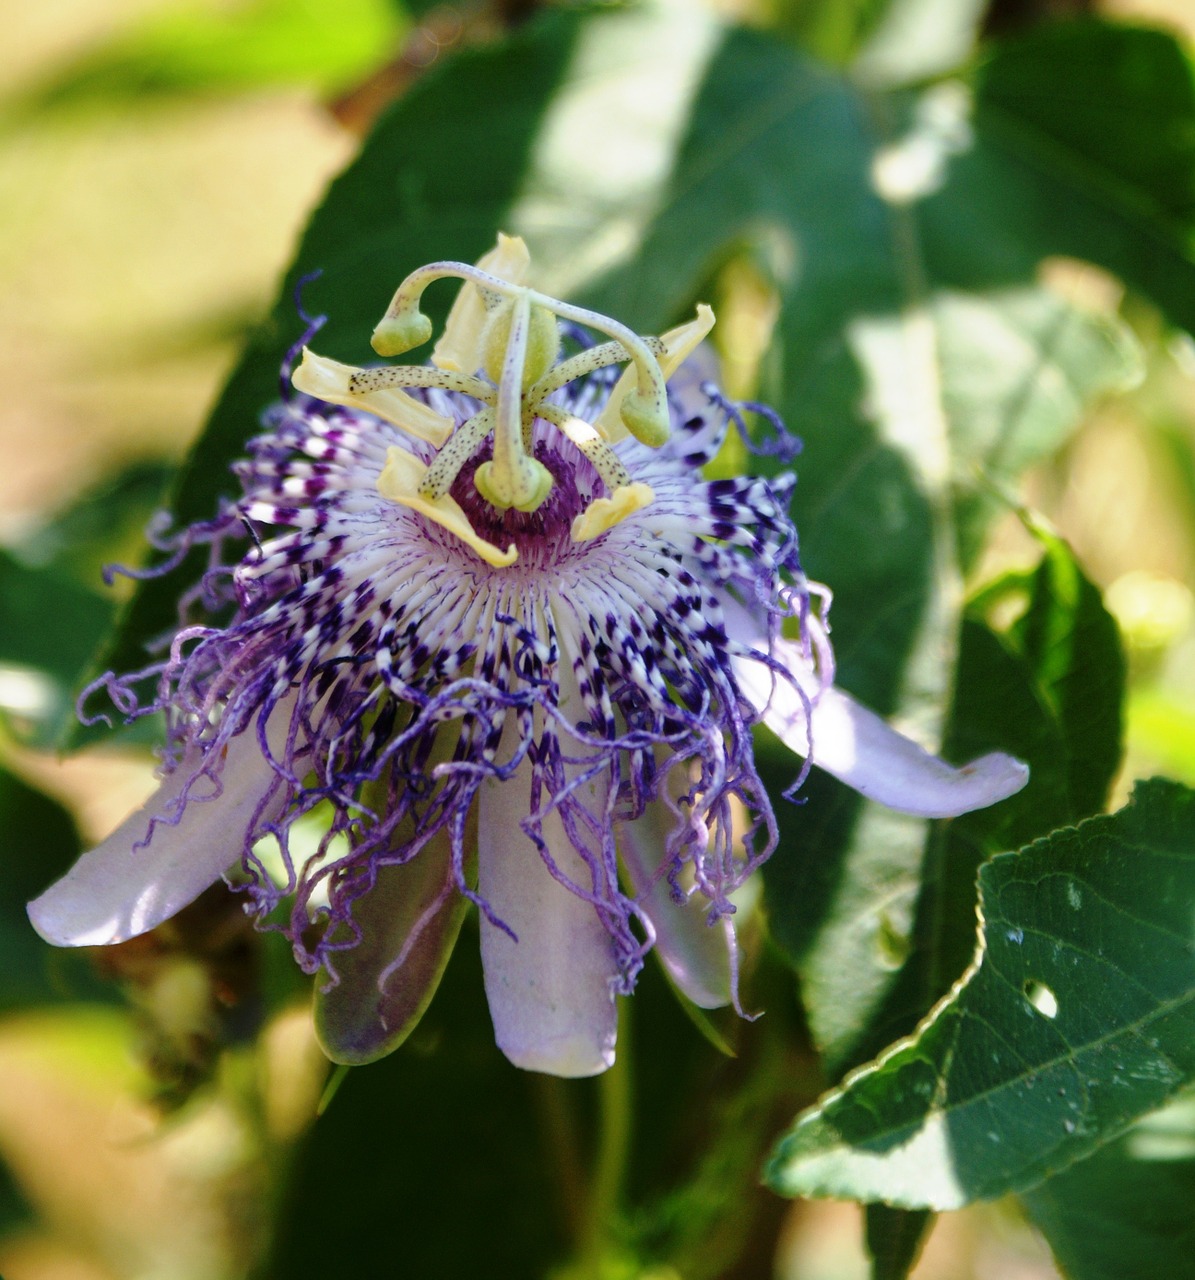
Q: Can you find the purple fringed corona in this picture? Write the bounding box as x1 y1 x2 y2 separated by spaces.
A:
29 237 1028 1077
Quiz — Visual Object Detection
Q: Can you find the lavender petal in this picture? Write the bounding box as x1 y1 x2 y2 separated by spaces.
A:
27 717 287 947
734 637 1029 818
620 798 734 1009
477 734 619 1077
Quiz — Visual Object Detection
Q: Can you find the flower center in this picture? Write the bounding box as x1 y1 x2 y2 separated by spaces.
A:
449 436 593 566
292 234 716 567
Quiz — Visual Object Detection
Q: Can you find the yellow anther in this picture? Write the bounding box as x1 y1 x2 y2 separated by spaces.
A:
371 310 433 358
571 483 655 543
618 387 670 447
596 304 715 443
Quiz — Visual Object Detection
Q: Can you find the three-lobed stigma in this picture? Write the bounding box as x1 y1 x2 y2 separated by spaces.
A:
292 234 715 564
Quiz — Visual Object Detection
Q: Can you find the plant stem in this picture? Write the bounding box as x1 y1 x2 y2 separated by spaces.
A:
580 998 632 1270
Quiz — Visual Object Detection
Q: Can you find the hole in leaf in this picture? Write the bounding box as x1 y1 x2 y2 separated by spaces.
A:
1023 979 1058 1019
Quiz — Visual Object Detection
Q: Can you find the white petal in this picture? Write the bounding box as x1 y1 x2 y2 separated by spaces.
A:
477 719 619 1077
28 705 293 947
620 791 733 1009
733 637 1029 819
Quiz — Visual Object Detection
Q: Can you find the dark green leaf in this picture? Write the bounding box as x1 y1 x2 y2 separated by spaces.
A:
0 767 110 1008
761 768 934 1075
621 948 818 1280
865 1204 934 1280
766 779 1195 1210
929 21 1195 335
0 549 114 749
1021 1090 1195 1280
764 535 1124 1074
267 929 569 1278
949 528 1127 854
980 21 1195 238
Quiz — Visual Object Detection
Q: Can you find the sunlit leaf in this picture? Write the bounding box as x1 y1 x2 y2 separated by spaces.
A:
939 291 1141 568
766 779 1195 1210
8 0 404 107
1126 689 1195 788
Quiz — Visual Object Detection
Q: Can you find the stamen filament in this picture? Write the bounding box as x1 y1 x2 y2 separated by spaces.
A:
418 408 495 501
538 405 633 492
525 337 666 417
529 296 670 445
348 366 493 401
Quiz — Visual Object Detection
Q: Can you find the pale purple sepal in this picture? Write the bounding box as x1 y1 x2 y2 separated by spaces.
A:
27 711 289 947
733 638 1029 819
477 736 619 1078
620 797 733 1009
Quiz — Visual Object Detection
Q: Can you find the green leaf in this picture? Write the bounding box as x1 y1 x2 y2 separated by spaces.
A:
764 535 1125 1074
1021 1090 1195 1280
946 530 1126 875
1 464 170 749
760 768 933 1075
938 290 1141 569
928 21 1195 335
865 1204 934 1280
620 950 819 1279
13 462 173 596
979 21 1195 243
765 779 1195 1210
769 0 895 66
